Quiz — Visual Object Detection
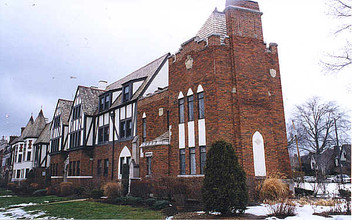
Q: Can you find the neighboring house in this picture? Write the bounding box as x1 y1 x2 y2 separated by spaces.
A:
49 99 73 181
11 110 47 181
301 144 351 176
33 122 51 184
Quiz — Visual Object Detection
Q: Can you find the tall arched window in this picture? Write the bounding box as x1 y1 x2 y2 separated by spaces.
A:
252 131 266 177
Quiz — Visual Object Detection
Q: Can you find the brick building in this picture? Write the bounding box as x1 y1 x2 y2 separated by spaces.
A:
11 0 292 194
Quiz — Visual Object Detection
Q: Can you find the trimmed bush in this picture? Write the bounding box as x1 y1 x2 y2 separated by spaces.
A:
130 180 152 198
152 200 170 210
60 182 74 196
202 140 248 215
145 198 157 207
73 187 86 196
90 189 104 199
103 182 122 199
33 189 47 197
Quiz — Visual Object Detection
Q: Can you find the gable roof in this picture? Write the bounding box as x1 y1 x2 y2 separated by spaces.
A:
108 54 169 108
35 122 51 145
53 99 73 126
196 9 227 42
75 86 105 116
12 116 34 144
24 110 47 138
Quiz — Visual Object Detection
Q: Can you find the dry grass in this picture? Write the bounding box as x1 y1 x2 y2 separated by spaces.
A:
102 182 122 199
313 199 339 206
260 176 289 201
267 199 296 219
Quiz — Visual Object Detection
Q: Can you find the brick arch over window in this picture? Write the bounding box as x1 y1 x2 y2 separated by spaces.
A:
252 131 266 177
118 146 131 179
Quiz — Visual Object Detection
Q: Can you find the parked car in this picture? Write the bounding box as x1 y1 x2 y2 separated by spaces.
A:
332 174 351 183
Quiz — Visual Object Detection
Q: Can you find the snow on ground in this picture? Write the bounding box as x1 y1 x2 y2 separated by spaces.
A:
297 183 351 197
246 204 351 220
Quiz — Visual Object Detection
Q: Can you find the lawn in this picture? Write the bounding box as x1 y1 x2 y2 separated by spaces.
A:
0 189 164 219
24 201 165 219
0 189 70 208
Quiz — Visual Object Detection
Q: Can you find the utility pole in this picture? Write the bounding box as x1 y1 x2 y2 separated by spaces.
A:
292 120 303 182
334 118 344 185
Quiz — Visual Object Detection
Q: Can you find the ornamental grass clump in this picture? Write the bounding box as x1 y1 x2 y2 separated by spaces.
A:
260 174 289 202
103 182 122 200
202 140 248 215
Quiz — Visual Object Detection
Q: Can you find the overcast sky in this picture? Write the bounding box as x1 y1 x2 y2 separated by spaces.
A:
0 0 351 137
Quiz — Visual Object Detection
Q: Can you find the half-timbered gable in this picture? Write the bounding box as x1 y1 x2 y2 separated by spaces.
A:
50 99 73 153
68 86 104 150
34 122 51 169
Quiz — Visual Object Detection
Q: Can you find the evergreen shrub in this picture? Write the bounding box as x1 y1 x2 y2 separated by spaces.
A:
202 140 248 215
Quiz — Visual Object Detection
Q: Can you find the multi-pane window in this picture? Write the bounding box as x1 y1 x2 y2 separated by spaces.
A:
53 115 60 128
98 125 109 144
18 154 22 163
188 95 194 121
99 93 111 112
70 131 81 148
69 161 80 176
123 84 132 102
72 105 81 120
16 170 20 178
179 98 185 124
51 138 60 152
180 149 186 175
104 159 109 177
200 146 206 174
23 145 26 161
198 92 205 119
147 156 152 175
190 148 196 174
120 119 132 139
142 118 146 142
97 160 102 176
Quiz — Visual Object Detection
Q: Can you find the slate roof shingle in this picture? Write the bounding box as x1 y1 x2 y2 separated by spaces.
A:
24 110 47 138
35 122 51 145
77 86 105 116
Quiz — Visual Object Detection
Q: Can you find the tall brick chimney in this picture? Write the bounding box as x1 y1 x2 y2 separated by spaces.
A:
225 0 263 40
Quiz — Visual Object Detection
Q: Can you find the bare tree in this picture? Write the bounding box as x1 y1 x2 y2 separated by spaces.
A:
323 0 352 72
289 97 351 180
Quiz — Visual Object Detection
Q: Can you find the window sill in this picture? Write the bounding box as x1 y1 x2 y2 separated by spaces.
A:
177 174 204 178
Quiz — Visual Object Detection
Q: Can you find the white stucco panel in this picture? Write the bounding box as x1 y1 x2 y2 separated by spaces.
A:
188 121 195 147
178 124 185 149
198 119 206 146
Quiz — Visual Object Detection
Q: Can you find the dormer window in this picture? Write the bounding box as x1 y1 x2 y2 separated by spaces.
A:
72 105 81 120
123 84 132 102
99 93 111 112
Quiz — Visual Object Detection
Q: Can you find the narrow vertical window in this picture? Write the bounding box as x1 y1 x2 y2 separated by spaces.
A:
27 151 31 161
77 161 80 176
190 148 196 174
200 146 206 174
142 118 146 142
167 111 170 129
198 92 204 119
123 85 131 102
104 159 109 176
126 120 132 137
180 149 186 175
188 95 194 121
69 162 72 176
119 158 124 174
120 121 126 138
72 161 76 176
147 156 152 175
97 159 102 176
105 94 110 109
179 98 185 124
104 126 109 142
